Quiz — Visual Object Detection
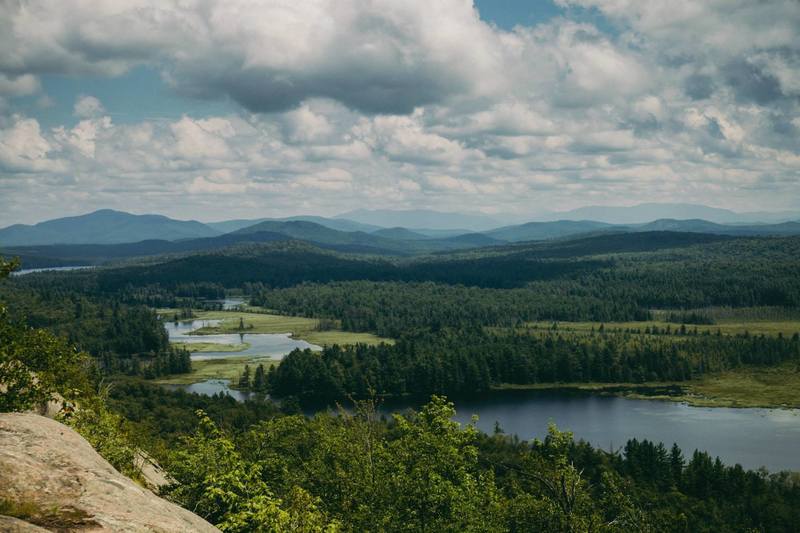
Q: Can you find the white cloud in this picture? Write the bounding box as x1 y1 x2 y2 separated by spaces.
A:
73 96 105 119
54 116 113 158
0 0 798 224
169 116 233 161
0 116 62 173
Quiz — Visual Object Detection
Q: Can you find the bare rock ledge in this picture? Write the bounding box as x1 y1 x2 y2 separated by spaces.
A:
0 412 219 532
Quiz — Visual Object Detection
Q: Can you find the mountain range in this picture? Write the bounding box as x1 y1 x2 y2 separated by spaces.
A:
534 203 800 225
2 206 800 269
0 209 219 246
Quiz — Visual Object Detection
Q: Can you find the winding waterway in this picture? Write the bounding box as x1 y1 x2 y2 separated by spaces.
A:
164 319 320 360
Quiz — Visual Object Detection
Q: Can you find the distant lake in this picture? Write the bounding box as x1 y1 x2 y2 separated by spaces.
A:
13 265 94 276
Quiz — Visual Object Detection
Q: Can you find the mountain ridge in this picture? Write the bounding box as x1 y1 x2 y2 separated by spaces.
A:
0 209 221 246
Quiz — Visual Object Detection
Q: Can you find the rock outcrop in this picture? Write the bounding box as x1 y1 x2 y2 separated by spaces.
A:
0 412 220 532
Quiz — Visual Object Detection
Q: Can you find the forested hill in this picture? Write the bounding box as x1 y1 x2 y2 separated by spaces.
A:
22 232 791 323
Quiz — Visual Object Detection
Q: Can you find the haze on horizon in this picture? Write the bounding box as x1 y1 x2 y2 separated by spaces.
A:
1 0 799 226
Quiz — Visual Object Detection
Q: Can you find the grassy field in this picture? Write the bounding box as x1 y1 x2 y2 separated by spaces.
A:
494 362 800 409
158 308 393 347
523 319 800 338
681 363 800 408
171 341 249 353
154 355 279 386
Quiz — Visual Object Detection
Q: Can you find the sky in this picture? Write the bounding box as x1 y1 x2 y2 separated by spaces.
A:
0 0 799 226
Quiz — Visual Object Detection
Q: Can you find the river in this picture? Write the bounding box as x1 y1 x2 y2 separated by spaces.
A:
164 319 320 360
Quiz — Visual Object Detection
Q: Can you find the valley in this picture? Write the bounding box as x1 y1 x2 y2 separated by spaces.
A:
3 207 800 531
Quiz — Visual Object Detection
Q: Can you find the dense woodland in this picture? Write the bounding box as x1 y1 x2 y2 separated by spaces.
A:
0 275 189 377
268 329 800 401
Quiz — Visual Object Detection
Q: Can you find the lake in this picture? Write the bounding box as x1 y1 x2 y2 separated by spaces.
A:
164 319 320 360
173 379 800 472
436 390 800 472
13 265 94 276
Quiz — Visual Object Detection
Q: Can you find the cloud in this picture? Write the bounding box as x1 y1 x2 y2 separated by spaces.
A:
169 116 234 161
0 0 503 115
0 74 39 97
0 116 63 173
73 96 106 119
0 0 798 224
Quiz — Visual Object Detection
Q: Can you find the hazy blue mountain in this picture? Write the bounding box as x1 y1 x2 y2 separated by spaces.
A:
0 209 220 246
3 231 292 268
409 228 475 238
371 227 430 240
233 220 496 254
484 217 800 242
208 215 380 234
635 219 800 236
337 209 502 231
232 220 389 246
205 218 271 233
537 203 799 224
283 216 382 233
485 220 614 242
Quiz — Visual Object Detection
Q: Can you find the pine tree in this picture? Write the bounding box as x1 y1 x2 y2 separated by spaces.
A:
239 364 251 389
253 364 266 392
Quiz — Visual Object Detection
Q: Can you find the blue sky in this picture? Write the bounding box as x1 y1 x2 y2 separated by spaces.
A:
0 0 798 225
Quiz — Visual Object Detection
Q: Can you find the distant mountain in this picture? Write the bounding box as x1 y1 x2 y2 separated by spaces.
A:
485 220 614 242
337 209 502 231
283 216 382 233
5 218 512 267
0 209 220 246
233 220 501 254
205 218 271 234
537 203 800 225
371 227 430 240
411 228 475 238
208 215 380 234
4 231 292 268
233 220 391 247
635 219 800 236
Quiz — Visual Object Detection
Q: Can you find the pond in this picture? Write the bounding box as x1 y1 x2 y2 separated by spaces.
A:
163 379 253 403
